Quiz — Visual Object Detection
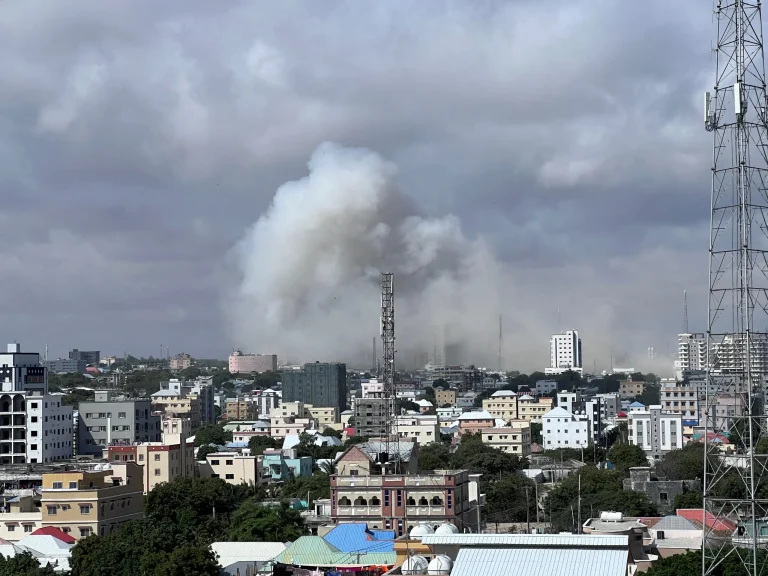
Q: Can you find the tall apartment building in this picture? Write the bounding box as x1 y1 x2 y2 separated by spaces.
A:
628 406 683 461
41 463 144 539
435 388 457 406
675 333 707 379
482 390 518 422
0 343 73 465
77 391 161 456
282 362 347 413
68 349 100 366
549 330 582 372
255 388 281 418
353 397 391 437
150 390 202 429
152 377 214 427
711 333 768 378
228 351 278 374
225 397 257 421
42 358 87 374
660 380 699 425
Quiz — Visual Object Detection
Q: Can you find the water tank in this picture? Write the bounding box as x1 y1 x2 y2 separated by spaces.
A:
409 524 435 540
427 555 453 575
601 511 623 522
434 522 459 536
402 555 429 575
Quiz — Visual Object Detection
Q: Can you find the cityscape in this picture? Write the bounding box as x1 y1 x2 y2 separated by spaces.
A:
1 2 767 576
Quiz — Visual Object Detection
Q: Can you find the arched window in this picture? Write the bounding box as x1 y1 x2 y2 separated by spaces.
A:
430 496 443 506
406 496 416 506
418 497 429 506
354 496 368 506
339 496 351 506
370 496 381 506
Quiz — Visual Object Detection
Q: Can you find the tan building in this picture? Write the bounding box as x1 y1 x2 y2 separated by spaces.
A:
0 494 42 541
517 396 553 423
151 393 202 430
226 398 257 421
481 421 531 457
457 410 496 435
307 406 339 427
620 380 645 400
40 463 144 539
269 402 322 438
435 388 457 407
169 353 192 371
396 414 440 445
162 417 192 445
107 441 195 494
482 390 519 422
199 452 261 486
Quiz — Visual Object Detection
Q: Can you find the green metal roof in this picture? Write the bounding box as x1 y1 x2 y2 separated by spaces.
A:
273 536 396 568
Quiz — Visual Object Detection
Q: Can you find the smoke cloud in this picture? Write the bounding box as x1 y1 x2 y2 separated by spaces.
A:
226 142 508 368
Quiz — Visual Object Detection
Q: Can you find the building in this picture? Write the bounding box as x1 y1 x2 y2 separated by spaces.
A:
709 393 746 431
352 397 391 437
711 333 768 377
225 397 257 421
153 377 214 427
150 389 202 430
675 333 707 379
77 391 161 456
542 407 589 450
535 380 558 395
255 388 281 418
169 353 192 371
228 351 278 374
269 402 318 439
0 343 74 464
482 390 518 422
518 395 553 423
41 463 144 539
457 411 495 435
330 441 481 535
41 359 87 374
68 349 100 366
396 413 440 444
282 362 347 413
660 380 699 425
619 380 645 400
623 467 700 515
199 452 262 486
628 406 684 460
261 448 313 481
480 421 531 456
435 388 457 407
307 405 339 428
550 330 582 372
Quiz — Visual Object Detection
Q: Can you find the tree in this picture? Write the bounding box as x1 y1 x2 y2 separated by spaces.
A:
432 378 450 389
180 367 201 380
280 472 331 501
227 501 305 542
657 444 704 481
418 442 452 472
397 399 420 413
607 443 648 475
193 424 232 447
155 546 220 576
248 435 279 455
644 549 768 576
484 475 537 523
322 427 342 439
673 491 702 511
530 422 542 445
344 435 370 446
0 551 56 575
196 444 218 461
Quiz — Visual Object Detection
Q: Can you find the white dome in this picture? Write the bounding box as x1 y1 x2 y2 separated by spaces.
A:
434 522 459 535
427 555 453 575
409 524 435 540
402 555 429 575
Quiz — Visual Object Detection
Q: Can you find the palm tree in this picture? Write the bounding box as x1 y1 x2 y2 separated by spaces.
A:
319 460 337 475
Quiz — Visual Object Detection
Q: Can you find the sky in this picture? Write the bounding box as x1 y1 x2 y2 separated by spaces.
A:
0 1 714 373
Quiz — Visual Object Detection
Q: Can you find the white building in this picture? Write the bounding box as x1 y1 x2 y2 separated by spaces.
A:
675 333 707 379
26 396 73 463
361 379 384 398
628 406 684 461
711 333 768 378
557 391 581 414
396 414 440 445
541 407 589 450
549 330 582 373
481 421 531 456
256 389 281 418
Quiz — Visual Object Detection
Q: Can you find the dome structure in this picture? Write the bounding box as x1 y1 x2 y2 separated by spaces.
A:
402 555 429 575
434 522 459 536
427 555 453 575
409 523 435 540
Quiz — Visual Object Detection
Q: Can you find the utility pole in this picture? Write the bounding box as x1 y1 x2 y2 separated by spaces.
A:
703 3 768 576
534 482 539 524
577 473 582 534
525 486 530 533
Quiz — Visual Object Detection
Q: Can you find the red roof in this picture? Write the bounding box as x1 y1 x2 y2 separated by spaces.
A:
617 411 627 417
677 509 736 532
30 526 77 544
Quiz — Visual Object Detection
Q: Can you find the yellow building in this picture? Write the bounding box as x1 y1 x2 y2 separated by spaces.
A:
226 399 257 421
518 396 553 423
435 388 457 407
151 393 202 430
40 462 144 539
0 494 42 541
482 390 519 422
199 452 261 486
307 406 339 427
481 420 531 456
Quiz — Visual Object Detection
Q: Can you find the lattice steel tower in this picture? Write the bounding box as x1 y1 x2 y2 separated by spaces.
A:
704 2 768 575
380 273 398 467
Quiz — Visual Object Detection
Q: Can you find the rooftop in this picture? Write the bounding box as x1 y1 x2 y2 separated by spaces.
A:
420 534 629 547
323 523 394 553
458 410 494 421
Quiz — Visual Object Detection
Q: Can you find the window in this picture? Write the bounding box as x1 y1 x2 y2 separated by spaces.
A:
226 460 233 465
154 454 161 461
80 528 92 538
80 505 90 515
154 469 161 476
46 506 57 515
659 492 668 501
6 525 14 532
30 403 38 409
225 473 235 480
30 416 37 423
23 524 32 533
384 490 390 506
52 482 62 489
118 412 126 418
211 460 220 465
350 469 359 476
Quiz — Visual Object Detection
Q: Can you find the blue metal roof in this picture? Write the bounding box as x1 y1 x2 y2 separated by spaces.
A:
451 547 629 576
323 523 395 553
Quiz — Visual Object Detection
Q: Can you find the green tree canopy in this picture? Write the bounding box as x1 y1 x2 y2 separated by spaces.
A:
196 444 218 461
656 443 704 481
607 443 648 475
322 427 342 439
0 551 56 575
248 435 280 455
530 422 542 445
193 424 232 447
673 491 702 511
281 472 331 501
227 501 306 542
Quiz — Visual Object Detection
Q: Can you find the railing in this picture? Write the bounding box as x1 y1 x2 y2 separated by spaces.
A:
335 505 381 516
405 506 449 516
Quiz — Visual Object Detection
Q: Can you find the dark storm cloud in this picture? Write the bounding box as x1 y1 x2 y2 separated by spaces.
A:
0 0 713 370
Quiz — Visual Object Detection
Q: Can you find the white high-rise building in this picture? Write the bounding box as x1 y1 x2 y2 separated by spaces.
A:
675 333 708 379
711 333 768 378
549 330 582 372
628 406 683 461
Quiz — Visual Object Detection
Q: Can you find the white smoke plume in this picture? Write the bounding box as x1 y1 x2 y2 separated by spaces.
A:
226 142 506 368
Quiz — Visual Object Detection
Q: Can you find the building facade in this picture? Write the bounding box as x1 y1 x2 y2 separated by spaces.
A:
228 351 278 374
41 359 87 374
542 407 589 449
282 362 347 413
550 330 582 371
108 437 195 494
619 380 645 400
482 390 518 422
480 421 531 456
225 398 257 421
169 353 192 371
675 333 707 378
517 396 553 423
435 388 457 407
396 414 440 445
353 397 391 437
660 380 699 425
628 406 684 460
68 349 100 365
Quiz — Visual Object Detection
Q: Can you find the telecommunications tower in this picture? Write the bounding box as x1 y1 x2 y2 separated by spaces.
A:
704 2 768 575
380 273 399 469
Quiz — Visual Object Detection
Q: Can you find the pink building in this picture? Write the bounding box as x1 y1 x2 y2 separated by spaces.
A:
228 351 278 374
457 410 495 435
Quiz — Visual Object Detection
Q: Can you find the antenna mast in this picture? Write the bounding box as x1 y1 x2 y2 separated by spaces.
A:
703 3 768 576
380 273 397 466
498 314 503 372
684 290 689 333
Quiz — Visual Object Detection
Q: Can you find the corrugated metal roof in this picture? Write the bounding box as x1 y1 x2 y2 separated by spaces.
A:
273 536 395 568
211 542 286 564
323 523 394 553
420 534 628 547
653 515 699 531
450 547 629 576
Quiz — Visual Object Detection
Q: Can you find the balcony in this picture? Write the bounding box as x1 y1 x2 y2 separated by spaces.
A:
335 505 382 517
406 506 450 517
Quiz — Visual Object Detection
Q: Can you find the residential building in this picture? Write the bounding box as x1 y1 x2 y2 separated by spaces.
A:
307 406 339 428
595 393 621 423
0 343 48 395
269 402 320 438
518 395 553 423
482 390 518 422
535 380 558 395
437 406 463 421
557 391 580 414
455 392 477 409
153 377 215 426
0 494 42 540
199 452 262 486
41 359 87 374
331 441 481 535
150 389 202 429
481 420 531 456
228 351 278 374
361 379 384 398
549 330 583 371
353 397 391 437
187 376 215 425
623 467 700 515
77 391 161 456
628 406 684 460
26 395 74 464
709 393 746 431
660 380 699 425
542 407 589 449
619 380 645 400
255 388 281 418
169 353 192 371
68 349 100 366
41 463 144 539
711 333 768 378
225 397 257 421
675 333 707 379
435 388 457 407
282 362 347 413
162 417 192 445
261 448 312 481
457 411 495 435
396 414 439 444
